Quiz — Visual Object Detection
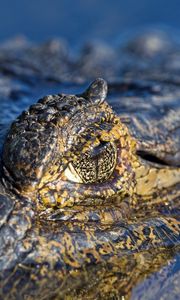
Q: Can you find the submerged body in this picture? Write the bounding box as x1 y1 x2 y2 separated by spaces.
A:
0 34 180 299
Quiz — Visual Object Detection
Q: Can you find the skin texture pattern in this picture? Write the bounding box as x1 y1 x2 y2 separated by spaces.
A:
0 78 180 299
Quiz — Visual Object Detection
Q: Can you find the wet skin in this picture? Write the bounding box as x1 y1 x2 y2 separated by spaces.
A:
1 79 180 299
0 34 180 299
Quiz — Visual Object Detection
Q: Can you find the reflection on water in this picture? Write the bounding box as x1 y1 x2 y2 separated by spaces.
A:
132 252 180 300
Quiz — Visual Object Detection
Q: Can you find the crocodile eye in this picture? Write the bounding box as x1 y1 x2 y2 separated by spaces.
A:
64 142 117 184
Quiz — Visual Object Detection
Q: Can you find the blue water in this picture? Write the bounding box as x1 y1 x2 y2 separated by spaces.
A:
0 0 180 44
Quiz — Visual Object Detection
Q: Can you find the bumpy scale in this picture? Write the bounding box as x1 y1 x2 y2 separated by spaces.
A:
1 79 180 299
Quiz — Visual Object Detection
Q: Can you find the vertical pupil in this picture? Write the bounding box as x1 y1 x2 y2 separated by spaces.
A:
72 142 117 183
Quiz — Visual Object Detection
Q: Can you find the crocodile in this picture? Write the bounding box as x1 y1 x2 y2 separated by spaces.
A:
0 33 180 299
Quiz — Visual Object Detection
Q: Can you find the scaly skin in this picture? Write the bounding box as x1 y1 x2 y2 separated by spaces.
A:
2 79 137 209
0 79 180 299
2 78 180 208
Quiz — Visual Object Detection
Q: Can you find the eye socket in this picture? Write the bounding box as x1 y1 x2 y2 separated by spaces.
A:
64 142 117 184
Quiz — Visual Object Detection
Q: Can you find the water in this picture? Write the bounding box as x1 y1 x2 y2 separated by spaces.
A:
0 0 180 44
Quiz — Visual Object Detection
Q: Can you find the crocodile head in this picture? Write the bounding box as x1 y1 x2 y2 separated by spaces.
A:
2 79 137 209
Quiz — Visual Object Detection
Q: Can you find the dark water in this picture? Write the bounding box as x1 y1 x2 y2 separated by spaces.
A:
0 0 180 44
